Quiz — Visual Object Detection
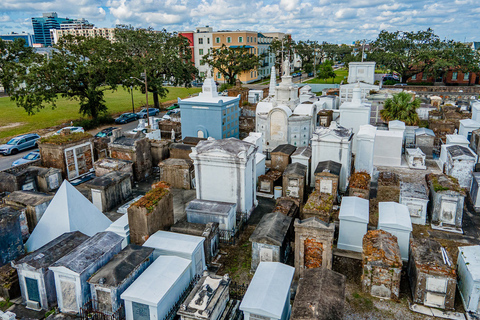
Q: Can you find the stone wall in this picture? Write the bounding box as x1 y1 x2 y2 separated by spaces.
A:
159 159 194 190
0 207 24 267
150 140 170 165
110 137 152 182
127 182 174 245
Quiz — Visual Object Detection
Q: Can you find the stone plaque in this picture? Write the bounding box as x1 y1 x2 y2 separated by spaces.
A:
259 247 273 262
320 179 333 194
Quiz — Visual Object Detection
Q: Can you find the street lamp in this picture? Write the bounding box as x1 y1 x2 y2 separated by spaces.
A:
130 85 134 114
130 69 150 127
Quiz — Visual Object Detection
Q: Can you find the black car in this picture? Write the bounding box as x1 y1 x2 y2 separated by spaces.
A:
115 113 138 124
95 127 119 138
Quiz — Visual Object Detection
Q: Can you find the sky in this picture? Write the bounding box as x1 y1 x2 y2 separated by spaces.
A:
1 0 479 44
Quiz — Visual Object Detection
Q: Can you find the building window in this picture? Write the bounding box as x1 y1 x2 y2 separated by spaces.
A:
207 38 210 44
227 37 231 43
452 72 458 80
254 37 256 42
412 74 417 80
199 49 204 55
200 60 205 66
464 72 470 81
198 38 203 44
217 72 222 79
200 72 205 77
251 71 253 78
239 37 243 43
216 37 220 43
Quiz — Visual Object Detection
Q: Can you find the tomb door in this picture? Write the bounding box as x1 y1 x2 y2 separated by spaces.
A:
132 302 150 320
304 238 323 269
407 203 422 218
440 199 457 225
25 277 40 303
91 189 103 212
60 279 78 312
424 277 447 309
287 178 299 197
259 247 273 262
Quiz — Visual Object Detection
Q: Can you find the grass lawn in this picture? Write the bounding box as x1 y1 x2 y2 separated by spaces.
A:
304 68 348 84
0 86 201 140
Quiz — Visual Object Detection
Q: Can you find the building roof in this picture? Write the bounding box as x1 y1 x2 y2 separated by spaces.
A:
314 160 342 176
283 162 307 177
357 124 376 139
84 171 131 188
339 197 369 223
410 238 454 276
291 146 312 159
249 212 292 246
5 190 53 207
170 143 193 151
290 268 345 320
88 244 154 287
293 103 316 116
446 145 476 158
186 199 236 216
313 122 353 142
400 182 428 200
378 202 412 231
240 262 294 319
159 158 193 168
271 144 296 155
406 148 425 157
143 231 204 258
120 255 192 306
446 134 469 145
459 245 480 281
388 120 406 130
460 118 480 128
415 128 435 137
25 180 112 252
193 138 256 157
15 231 89 269
51 231 122 274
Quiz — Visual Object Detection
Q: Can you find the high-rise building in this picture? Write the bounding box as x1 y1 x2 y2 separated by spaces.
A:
0 33 34 47
31 12 94 47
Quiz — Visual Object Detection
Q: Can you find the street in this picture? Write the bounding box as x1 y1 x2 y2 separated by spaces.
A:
0 119 143 171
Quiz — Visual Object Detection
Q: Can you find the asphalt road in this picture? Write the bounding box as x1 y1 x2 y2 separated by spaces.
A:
0 118 143 171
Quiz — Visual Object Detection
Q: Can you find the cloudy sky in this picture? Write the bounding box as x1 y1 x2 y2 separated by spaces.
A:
1 0 478 43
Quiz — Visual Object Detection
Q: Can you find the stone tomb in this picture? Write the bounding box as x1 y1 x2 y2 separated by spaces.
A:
49 231 123 314
186 199 236 232
426 173 466 233
405 148 426 170
170 143 194 160
378 202 412 261
415 128 435 159
93 158 133 179
471 172 480 211
84 171 132 213
294 217 335 277
457 245 480 314
13 231 89 310
240 262 294 320
105 214 130 249
170 220 219 265
291 146 312 185
291 268 346 320
4 190 53 232
127 182 173 245
408 238 456 310
257 170 282 195
373 129 404 167
282 162 307 204
443 145 476 188
314 160 341 199
337 197 369 253
88 245 154 314
399 182 429 225
362 230 402 300
348 171 371 200
177 273 230 320
270 144 296 172
109 132 152 182
459 118 480 140
355 124 376 175
249 212 293 271
159 158 194 190
0 205 24 267
0 264 20 301
274 197 300 219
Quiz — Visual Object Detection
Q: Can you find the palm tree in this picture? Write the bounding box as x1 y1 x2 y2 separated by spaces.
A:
380 91 420 125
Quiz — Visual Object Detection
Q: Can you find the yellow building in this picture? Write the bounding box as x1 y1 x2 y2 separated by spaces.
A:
212 31 259 83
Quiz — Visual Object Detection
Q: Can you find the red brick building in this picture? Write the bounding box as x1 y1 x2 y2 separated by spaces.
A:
407 69 478 85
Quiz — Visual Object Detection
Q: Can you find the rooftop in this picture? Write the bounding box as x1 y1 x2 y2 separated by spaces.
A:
411 238 454 276
362 230 402 268
400 182 428 200
194 138 256 156
283 162 307 177
186 199 236 216
339 196 369 223
459 245 480 281
314 160 342 176
446 145 476 158
291 146 312 159
5 190 53 207
88 244 154 287
250 212 292 246
143 230 204 256
271 144 296 155
378 202 412 231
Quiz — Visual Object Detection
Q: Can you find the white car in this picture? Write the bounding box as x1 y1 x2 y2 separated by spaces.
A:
55 126 84 135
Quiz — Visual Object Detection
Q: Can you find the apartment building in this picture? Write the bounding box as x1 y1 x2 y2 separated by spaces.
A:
51 28 116 44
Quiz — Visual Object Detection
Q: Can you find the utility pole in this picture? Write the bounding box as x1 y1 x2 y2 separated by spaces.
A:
144 69 150 127
130 85 134 114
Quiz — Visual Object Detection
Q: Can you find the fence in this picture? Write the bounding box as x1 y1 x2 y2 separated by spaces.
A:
162 274 201 320
304 83 340 93
80 299 124 320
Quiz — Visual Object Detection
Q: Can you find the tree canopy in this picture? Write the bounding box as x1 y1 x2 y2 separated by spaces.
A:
380 91 420 125
316 60 336 83
269 37 295 74
200 44 260 85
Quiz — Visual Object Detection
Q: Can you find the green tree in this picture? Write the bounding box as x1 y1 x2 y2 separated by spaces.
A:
295 40 318 74
269 36 295 73
200 44 260 85
0 38 40 95
11 35 126 118
380 91 420 125
316 61 336 83
115 26 197 109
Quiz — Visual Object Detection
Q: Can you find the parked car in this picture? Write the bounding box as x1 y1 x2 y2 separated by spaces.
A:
95 127 119 138
115 113 138 124
12 151 40 167
55 126 84 135
136 108 160 118
0 133 41 155
308 72 314 77
166 104 179 110
166 109 181 116
192 80 203 87
393 83 408 87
